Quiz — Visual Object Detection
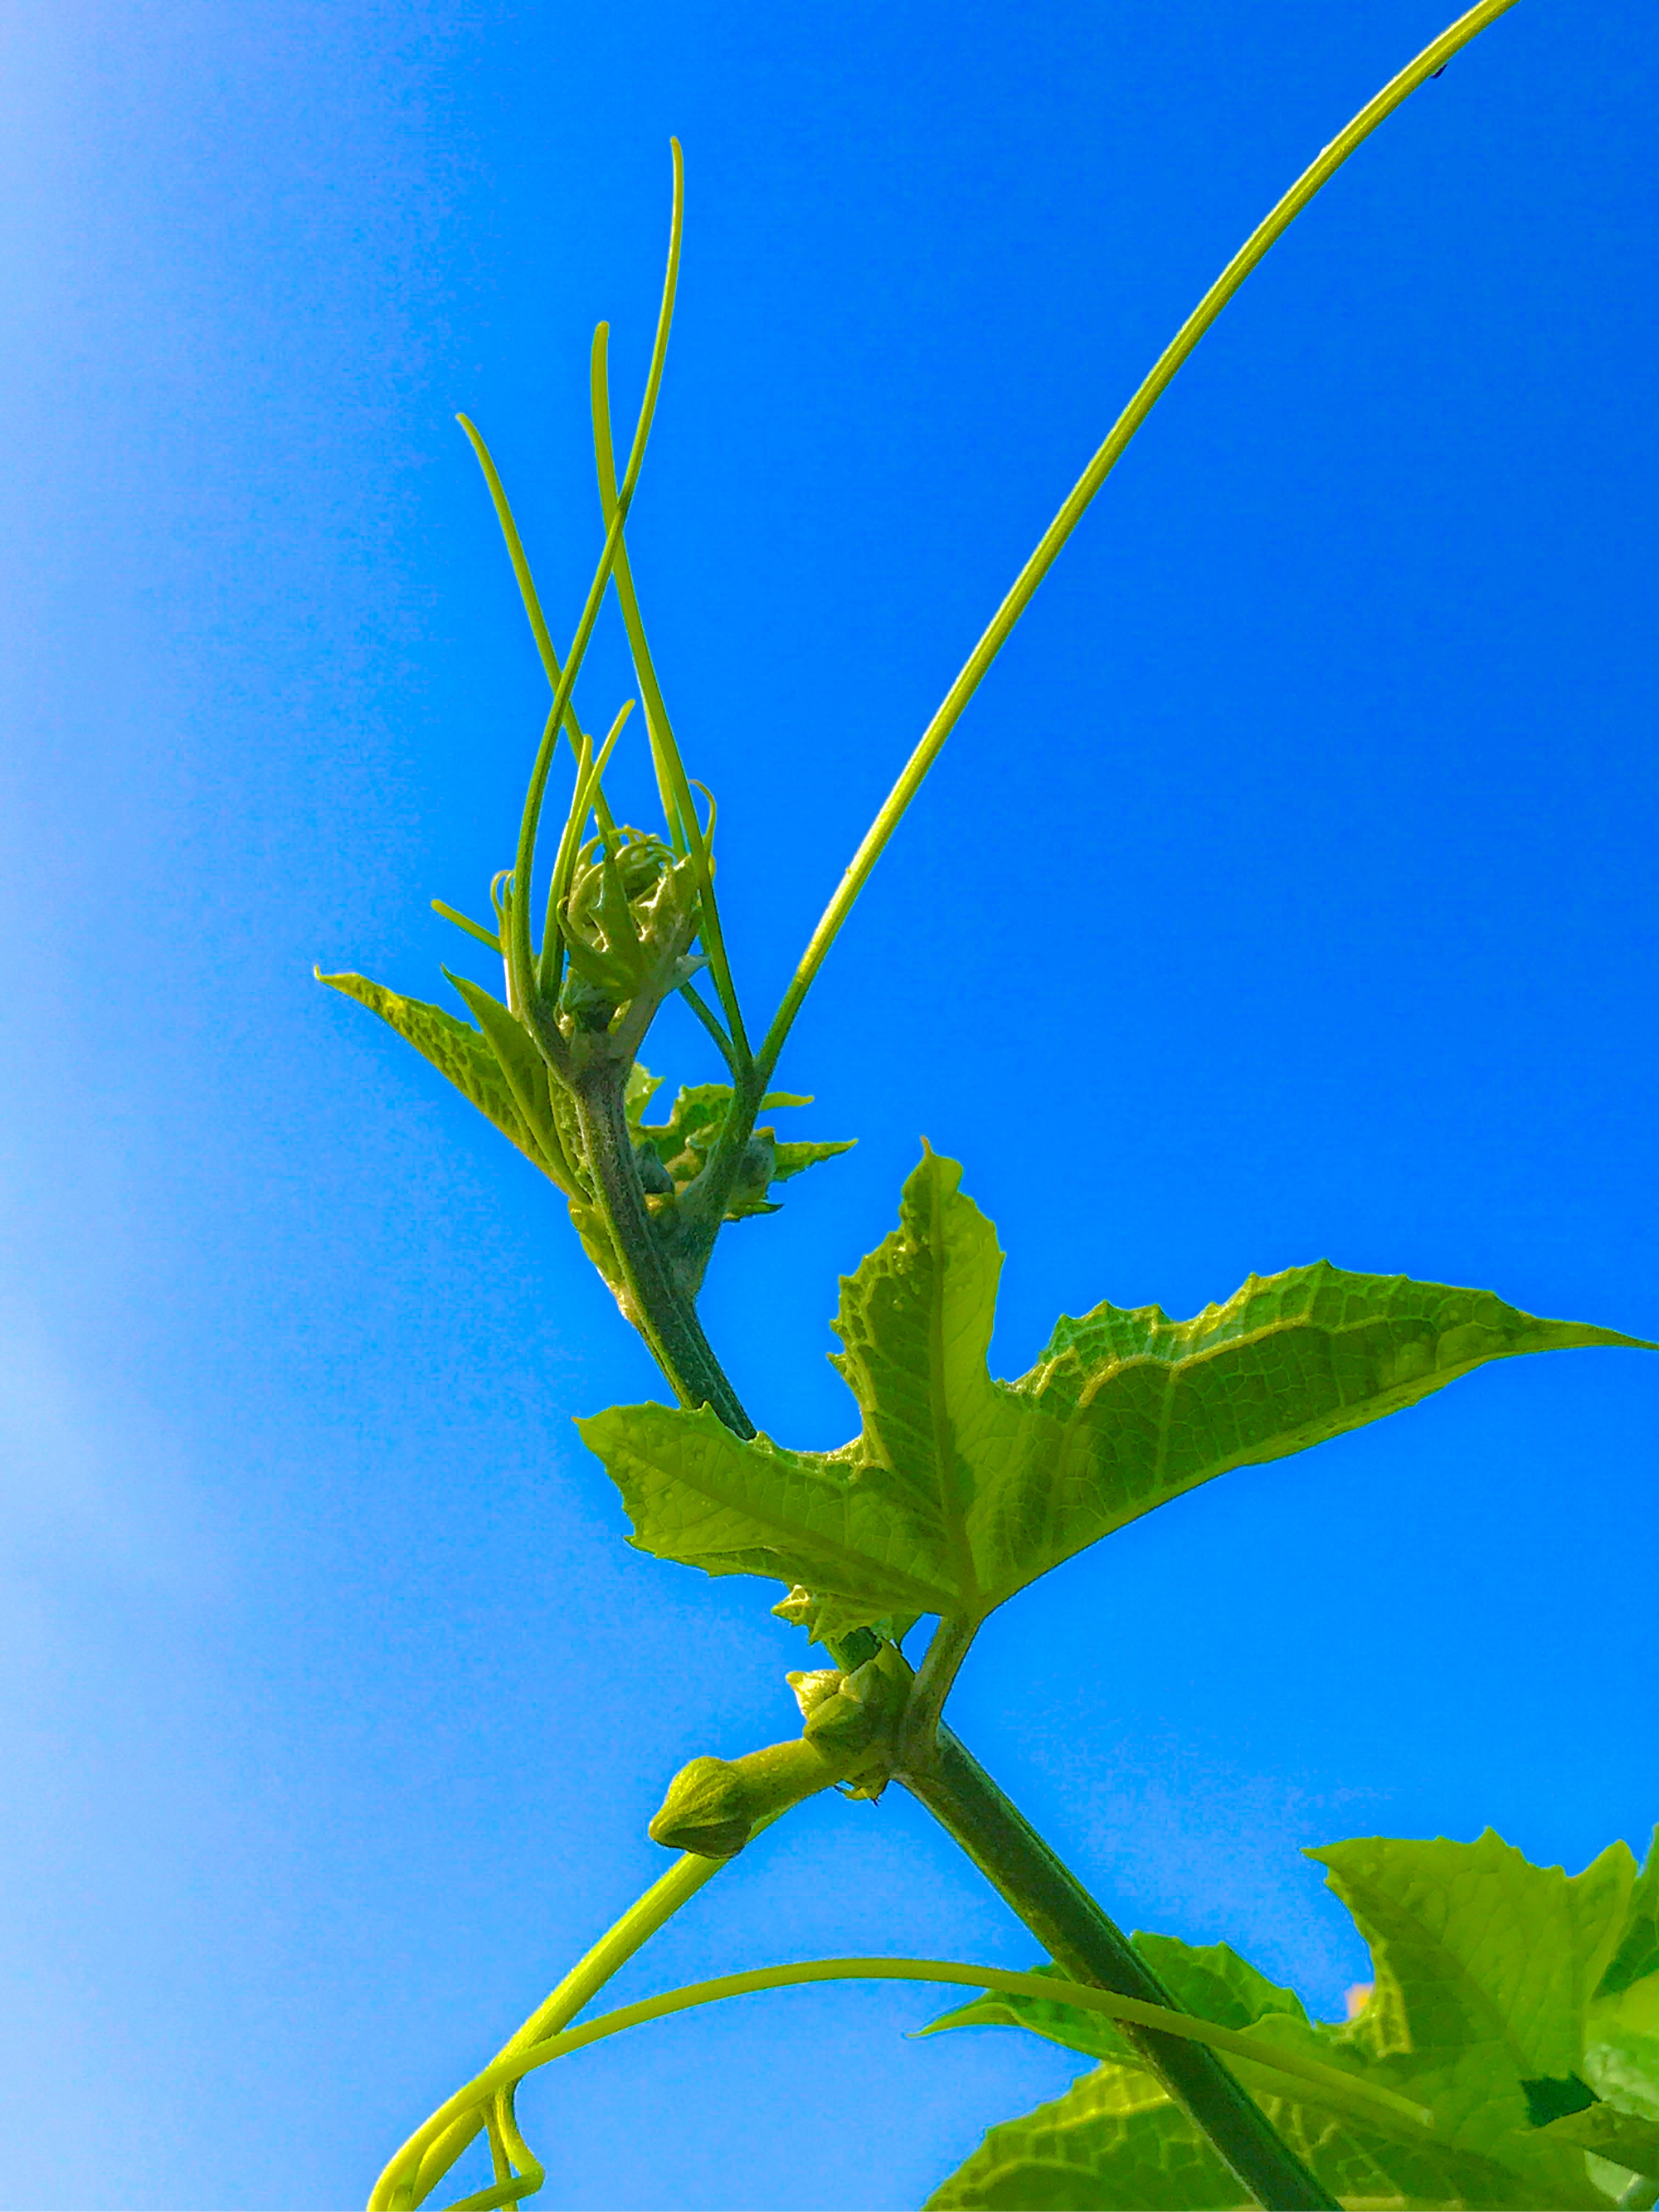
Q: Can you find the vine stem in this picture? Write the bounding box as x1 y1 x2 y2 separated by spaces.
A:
372 1848 731 2210
387 10 1529 2209
377 1953 1433 2210
755 0 1521 1085
569 1068 755 1436
898 1728 1337 2209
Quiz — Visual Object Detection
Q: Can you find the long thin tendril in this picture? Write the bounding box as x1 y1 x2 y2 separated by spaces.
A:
756 0 1521 1085
590 309 752 1059
372 1846 734 2211
488 141 684 1028
373 1955 1438 2211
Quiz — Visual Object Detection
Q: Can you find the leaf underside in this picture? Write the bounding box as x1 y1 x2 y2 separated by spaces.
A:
581 1148 1647 1636
318 969 850 1222
926 1830 1659 2211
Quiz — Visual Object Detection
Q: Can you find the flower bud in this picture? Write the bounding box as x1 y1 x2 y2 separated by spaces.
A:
647 1755 752 1859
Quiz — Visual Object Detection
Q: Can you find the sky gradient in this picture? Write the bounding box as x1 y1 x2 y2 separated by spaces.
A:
1 2 1654 2205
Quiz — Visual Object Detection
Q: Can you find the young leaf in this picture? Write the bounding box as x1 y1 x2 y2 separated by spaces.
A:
319 966 630 1301
445 970 584 1192
580 1148 1648 1636
771 1585 918 1651
632 1080 854 1219
318 970 558 1179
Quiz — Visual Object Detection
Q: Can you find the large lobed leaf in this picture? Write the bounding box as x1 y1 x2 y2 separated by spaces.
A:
581 1147 1647 1635
924 1829 1659 2210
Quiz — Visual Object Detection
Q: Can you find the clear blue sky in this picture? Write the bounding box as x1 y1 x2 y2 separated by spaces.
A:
1 3 1652 2205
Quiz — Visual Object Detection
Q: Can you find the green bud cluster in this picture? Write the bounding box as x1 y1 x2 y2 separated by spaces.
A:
557 829 703 1028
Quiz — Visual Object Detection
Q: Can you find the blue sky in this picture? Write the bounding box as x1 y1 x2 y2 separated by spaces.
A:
1 2 1653 2205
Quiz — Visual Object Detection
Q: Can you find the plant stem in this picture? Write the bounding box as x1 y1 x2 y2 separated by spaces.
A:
387 1955 1434 2185
372 1850 731 2210
569 1066 754 1436
898 1727 1339 2212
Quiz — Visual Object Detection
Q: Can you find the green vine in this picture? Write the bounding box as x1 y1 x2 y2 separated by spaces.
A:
323 2 1659 2206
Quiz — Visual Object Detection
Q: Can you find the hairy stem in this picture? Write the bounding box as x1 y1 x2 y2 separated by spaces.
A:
570 1066 755 1436
898 1728 1339 2211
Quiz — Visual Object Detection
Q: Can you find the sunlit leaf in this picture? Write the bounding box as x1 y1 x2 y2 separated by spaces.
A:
1586 1966 1659 2127
318 970 559 1179
925 2062 1243 2210
925 1833 1650 2211
319 966 631 1296
1316 1830 1632 2099
445 970 584 1192
1540 2098 1659 2174
582 1149 1647 1634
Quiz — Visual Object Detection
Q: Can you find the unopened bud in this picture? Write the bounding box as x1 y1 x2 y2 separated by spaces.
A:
648 1755 752 1859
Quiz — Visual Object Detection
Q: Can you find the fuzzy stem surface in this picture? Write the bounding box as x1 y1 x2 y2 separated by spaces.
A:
570 1067 755 1435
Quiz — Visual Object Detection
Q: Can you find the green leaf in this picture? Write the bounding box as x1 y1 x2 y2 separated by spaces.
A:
771 1584 918 1652
581 1147 1647 1636
578 1403 961 1621
319 966 635 1297
1131 1936 1312 2036
318 969 562 1182
1599 1829 1659 2001
631 1081 854 1222
1541 2099 1659 2176
1313 1830 1636 2091
445 970 584 1193
926 1834 1647 2211
1586 1971 1659 2126
924 2063 1245 2210
923 1961 1137 2066
925 2043 1597 2211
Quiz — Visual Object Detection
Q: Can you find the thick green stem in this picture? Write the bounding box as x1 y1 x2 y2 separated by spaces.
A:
899 1727 1339 2212
569 1066 755 1436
